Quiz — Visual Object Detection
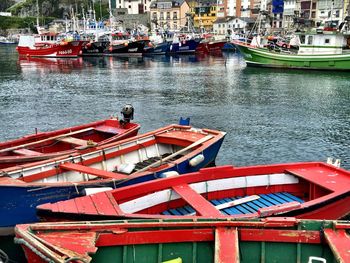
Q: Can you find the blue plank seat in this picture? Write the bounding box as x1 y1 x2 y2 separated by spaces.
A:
162 192 304 216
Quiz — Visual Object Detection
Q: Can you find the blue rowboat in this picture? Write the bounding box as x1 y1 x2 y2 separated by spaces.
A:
0 124 226 235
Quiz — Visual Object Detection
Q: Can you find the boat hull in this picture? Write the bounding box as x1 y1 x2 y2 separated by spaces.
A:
235 41 350 70
37 162 350 223
81 41 109 56
105 40 149 56
14 218 350 263
143 42 171 55
168 39 201 54
16 41 87 58
0 119 140 169
0 125 225 234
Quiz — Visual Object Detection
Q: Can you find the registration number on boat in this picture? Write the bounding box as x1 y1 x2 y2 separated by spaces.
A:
58 49 73 55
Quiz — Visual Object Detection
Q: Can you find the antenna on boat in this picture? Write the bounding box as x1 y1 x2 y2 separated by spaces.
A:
36 0 40 28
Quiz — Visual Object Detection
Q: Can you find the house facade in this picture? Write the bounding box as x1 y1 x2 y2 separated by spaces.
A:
149 0 190 31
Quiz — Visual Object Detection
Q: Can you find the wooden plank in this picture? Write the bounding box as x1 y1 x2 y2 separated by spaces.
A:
59 162 128 180
94 125 122 134
215 227 239 263
96 229 214 247
188 195 260 216
134 135 213 174
172 184 222 217
12 148 43 156
89 192 120 216
324 229 350 263
56 136 89 146
258 201 301 217
0 127 94 153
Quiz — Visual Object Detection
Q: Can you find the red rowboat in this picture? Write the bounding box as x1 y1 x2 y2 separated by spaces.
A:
0 111 139 169
16 34 87 58
37 162 350 221
14 218 350 263
0 124 225 235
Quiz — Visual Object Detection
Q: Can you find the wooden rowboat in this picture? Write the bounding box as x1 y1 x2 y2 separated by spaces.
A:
0 124 225 235
14 217 350 263
37 162 350 222
0 116 140 169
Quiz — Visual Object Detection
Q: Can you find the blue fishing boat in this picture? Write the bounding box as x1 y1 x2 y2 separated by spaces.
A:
0 124 225 235
167 34 202 54
144 41 172 55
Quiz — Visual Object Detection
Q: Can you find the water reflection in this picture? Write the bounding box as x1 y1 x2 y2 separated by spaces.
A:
18 57 84 75
0 47 349 169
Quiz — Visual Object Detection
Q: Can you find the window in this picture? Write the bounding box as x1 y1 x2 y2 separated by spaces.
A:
325 39 330 44
166 11 170 20
160 12 164 20
173 11 178 19
300 35 305 44
307 36 313 45
311 11 315 18
128 5 131 8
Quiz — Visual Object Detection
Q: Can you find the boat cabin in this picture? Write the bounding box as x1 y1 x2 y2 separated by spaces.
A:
297 32 349 55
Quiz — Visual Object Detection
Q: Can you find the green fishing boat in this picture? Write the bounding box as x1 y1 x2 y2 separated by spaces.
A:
234 29 350 70
15 217 350 263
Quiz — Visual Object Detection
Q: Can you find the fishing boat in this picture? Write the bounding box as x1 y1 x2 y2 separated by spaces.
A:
16 33 88 58
0 124 225 235
0 106 139 169
0 36 18 45
168 34 202 54
37 162 350 222
234 26 350 70
14 217 350 263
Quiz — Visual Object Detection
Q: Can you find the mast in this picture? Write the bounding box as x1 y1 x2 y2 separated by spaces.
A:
36 0 40 28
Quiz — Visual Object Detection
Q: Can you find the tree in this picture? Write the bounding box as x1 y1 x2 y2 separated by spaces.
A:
0 0 15 12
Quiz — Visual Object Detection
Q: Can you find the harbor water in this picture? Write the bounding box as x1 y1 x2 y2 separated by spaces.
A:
0 45 349 169
0 45 350 262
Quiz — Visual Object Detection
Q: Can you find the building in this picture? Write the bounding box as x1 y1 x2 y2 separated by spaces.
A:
149 0 190 31
191 0 218 31
283 0 300 29
112 0 153 14
227 0 255 18
317 0 344 25
213 16 234 35
228 16 256 33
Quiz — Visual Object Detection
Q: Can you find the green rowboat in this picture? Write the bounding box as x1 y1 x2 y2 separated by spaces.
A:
15 217 350 263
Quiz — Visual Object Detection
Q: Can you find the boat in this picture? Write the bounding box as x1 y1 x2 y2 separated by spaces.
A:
0 36 18 45
14 217 350 263
37 162 350 222
168 34 202 54
234 26 350 70
0 124 225 235
16 33 88 58
196 35 228 55
0 106 139 169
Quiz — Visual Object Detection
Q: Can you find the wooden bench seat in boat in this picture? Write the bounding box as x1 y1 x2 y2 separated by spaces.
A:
59 162 128 180
94 125 123 135
56 136 89 147
12 148 43 156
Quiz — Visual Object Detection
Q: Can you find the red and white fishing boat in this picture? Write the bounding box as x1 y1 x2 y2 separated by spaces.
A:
37 162 350 221
16 32 87 58
0 106 139 168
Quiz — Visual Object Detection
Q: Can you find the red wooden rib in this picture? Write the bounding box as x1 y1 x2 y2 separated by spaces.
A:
96 229 214 247
172 184 223 217
324 229 350 263
12 148 43 156
59 163 128 180
215 227 239 263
